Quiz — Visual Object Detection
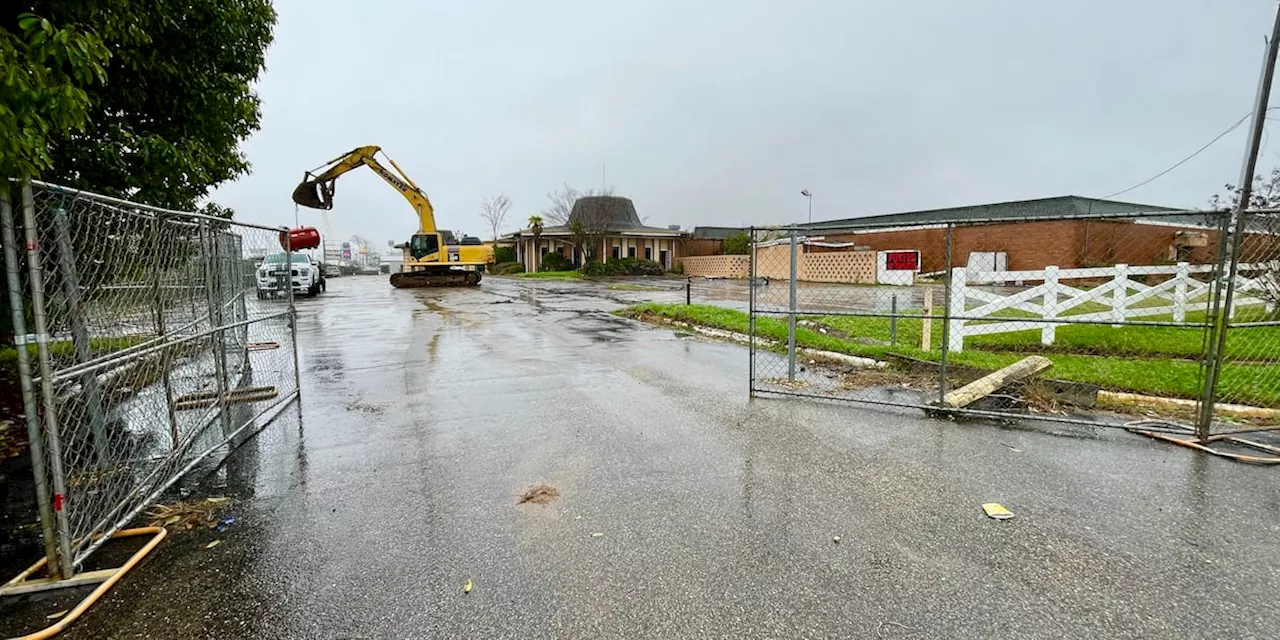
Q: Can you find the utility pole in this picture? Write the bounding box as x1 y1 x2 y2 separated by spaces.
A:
1197 1 1280 439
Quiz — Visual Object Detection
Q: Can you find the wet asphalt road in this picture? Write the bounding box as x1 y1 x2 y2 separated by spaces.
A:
23 276 1280 638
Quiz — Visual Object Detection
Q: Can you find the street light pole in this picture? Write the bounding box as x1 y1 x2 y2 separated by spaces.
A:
800 189 812 223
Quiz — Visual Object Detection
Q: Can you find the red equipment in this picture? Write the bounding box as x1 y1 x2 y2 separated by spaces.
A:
279 227 321 251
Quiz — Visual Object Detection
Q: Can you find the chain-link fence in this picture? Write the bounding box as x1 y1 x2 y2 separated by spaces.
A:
1 180 300 580
747 207 1280 445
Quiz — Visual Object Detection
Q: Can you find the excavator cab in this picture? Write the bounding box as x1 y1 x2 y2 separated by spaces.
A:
291 176 336 210
409 233 442 261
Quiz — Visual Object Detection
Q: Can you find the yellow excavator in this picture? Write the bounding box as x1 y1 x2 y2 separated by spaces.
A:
291 145 494 287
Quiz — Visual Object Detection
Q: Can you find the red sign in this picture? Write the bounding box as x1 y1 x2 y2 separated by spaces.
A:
884 251 919 271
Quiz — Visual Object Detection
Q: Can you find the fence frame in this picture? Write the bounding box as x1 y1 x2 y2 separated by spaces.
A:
747 207 1279 443
2 179 302 586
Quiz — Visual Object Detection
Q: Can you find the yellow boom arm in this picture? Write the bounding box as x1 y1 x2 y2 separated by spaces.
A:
291 145 437 234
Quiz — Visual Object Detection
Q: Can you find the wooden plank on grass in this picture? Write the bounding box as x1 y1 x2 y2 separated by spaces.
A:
942 356 1053 409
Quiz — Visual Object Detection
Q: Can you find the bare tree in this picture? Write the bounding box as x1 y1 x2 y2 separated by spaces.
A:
542 183 614 226
479 194 513 241
1210 168 1280 317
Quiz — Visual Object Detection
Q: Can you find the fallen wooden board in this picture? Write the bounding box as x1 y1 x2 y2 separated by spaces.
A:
1099 391 1280 421
245 342 280 351
174 386 279 411
942 356 1053 409
886 353 1098 407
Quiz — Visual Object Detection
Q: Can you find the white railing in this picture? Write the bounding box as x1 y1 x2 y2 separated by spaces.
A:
947 262 1275 352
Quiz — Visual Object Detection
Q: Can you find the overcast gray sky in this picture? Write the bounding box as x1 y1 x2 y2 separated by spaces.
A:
213 0 1280 249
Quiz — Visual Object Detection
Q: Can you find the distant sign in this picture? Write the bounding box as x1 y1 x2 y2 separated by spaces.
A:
342 248 351 259
884 251 919 271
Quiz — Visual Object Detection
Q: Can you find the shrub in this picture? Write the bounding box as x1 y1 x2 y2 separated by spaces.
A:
490 261 524 275
493 245 516 263
722 232 751 255
540 252 574 272
580 258 664 276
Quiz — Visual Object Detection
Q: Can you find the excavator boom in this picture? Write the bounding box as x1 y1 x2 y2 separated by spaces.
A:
292 146 492 288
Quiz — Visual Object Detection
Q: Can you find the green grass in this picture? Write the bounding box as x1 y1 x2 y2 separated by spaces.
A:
0 334 151 370
618 303 1280 407
513 270 582 280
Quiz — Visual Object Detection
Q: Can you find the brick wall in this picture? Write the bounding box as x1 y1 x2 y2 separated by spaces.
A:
826 221 1087 272
752 245 876 283
680 255 750 278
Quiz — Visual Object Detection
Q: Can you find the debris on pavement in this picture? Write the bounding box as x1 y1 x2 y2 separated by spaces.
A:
982 503 1015 520
1000 443 1023 452
215 515 237 532
464 578 473 594
205 540 221 549
833 536 841 544
46 610 68 620
146 497 232 530
517 484 559 505
941 356 1053 408
590 532 604 538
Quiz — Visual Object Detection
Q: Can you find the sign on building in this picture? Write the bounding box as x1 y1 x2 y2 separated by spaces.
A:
877 250 921 285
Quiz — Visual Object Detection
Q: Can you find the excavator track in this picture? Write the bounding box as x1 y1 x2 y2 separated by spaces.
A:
389 270 482 288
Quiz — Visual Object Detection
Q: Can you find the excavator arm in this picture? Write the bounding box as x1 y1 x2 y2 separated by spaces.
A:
291 145 438 234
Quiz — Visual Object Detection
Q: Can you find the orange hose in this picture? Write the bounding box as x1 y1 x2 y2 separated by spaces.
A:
9 527 167 640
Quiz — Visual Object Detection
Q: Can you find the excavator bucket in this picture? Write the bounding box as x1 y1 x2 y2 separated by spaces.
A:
291 178 335 210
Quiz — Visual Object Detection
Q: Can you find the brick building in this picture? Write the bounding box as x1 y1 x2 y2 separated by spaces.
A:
800 195 1228 273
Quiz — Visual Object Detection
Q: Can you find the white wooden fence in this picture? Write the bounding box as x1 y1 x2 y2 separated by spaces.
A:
947 262 1275 352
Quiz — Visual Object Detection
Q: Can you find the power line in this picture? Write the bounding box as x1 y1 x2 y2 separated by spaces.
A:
1100 108 1279 200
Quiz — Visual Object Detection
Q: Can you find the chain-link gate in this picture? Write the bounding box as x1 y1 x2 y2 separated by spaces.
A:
747 207 1280 455
1 180 301 582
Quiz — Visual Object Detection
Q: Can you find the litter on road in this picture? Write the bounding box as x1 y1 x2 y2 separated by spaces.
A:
982 503 1015 520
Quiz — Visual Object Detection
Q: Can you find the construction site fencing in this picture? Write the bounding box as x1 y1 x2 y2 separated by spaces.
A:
747 209 1280 444
1 180 300 581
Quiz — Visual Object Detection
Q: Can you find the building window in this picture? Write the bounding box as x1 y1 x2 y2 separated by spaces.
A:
628 246 636 258
644 247 652 260
611 246 620 260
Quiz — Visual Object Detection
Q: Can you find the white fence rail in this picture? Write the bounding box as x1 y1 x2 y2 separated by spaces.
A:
947 262 1275 352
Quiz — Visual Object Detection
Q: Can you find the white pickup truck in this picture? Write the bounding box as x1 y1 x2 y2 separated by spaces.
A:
256 252 325 298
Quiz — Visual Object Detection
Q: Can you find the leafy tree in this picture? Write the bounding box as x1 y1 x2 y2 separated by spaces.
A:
29 0 277 211
527 215 544 271
0 11 110 181
721 232 751 255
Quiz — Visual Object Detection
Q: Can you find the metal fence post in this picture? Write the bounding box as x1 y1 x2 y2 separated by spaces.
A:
889 294 898 346
787 228 798 382
52 208 110 469
1198 5 1280 439
19 181 74 578
150 217 180 447
0 184 63 578
748 227 756 397
938 223 955 403
200 222 232 437
286 233 302 400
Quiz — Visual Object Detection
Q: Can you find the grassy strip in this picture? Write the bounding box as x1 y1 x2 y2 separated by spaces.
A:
815 308 1278 361
0 335 151 370
618 303 1280 407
